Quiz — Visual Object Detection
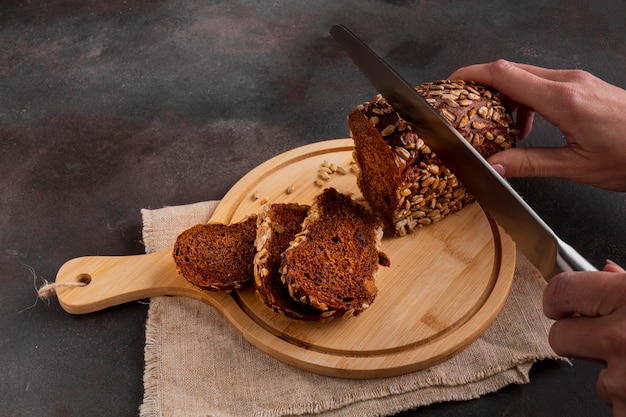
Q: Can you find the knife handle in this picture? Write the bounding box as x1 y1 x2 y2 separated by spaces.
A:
555 237 598 275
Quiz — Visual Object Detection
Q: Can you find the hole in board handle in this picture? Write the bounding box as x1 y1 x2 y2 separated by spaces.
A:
76 273 92 285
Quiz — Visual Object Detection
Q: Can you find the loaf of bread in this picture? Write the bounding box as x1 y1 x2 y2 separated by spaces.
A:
253 203 326 321
279 188 391 319
172 215 257 291
348 80 520 236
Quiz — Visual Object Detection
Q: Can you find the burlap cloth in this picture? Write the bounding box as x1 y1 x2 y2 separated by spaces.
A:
138 200 561 417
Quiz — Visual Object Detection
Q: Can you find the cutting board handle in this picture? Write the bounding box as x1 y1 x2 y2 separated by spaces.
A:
53 250 230 314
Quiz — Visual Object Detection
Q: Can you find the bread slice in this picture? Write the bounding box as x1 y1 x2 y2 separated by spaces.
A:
253 203 328 321
348 79 520 236
173 215 257 291
279 188 390 319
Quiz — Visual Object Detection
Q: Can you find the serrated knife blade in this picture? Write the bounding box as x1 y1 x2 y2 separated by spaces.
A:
330 24 596 279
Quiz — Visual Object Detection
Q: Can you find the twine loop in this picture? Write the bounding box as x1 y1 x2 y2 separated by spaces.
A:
37 280 87 298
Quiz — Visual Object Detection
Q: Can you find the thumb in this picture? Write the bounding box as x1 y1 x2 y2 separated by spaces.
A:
486 146 577 179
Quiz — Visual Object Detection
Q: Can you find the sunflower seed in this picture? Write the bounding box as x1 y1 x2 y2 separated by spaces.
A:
381 124 396 136
441 109 457 122
318 171 331 181
441 93 459 101
444 98 460 108
395 146 411 160
422 177 436 187
465 85 480 95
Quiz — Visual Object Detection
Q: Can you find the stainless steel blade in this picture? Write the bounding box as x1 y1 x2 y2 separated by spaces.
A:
330 24 596 278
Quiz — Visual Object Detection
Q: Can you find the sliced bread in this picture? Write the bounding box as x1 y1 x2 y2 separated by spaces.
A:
280 188 390 319
253 203 328 321
172 215 257 291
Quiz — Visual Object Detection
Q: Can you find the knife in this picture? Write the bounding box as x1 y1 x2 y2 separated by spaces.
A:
330 24 596 279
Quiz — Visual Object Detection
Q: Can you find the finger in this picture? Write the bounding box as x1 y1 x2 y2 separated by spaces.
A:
597 367 612 407
597 365 626 413
548 316 610 360
449 60 577 88
604 260 626 273
503 62 584 83
448 60 571 125
486 146 580 179
488 146 626 189
543 270 626 320
613 401 626 417
514 106 535 139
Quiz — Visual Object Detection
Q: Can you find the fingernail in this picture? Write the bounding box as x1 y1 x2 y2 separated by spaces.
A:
492 164 506 177
603 259 626 273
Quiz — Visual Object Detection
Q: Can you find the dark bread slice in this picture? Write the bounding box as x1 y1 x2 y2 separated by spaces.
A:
280 188 390 319
349 79 520 236
173 215 257 291
253 203 328 321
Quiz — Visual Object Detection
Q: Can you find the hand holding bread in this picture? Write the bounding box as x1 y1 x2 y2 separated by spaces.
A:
449 59 626 192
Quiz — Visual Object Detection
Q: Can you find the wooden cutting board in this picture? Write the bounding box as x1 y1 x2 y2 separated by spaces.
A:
55 138 516 379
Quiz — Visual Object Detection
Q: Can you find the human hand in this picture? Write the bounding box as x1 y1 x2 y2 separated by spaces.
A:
543 260 626 416
449 60 626 192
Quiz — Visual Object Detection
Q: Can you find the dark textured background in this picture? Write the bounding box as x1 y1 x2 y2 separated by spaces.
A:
1 1 624 416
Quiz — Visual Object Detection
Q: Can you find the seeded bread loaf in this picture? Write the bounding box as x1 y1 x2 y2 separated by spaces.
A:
348 79 520 236
253 203 327 321
279 188 391 319
173 215 257 291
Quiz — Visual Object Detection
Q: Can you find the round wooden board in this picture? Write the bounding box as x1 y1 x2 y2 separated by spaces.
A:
210 138 516 378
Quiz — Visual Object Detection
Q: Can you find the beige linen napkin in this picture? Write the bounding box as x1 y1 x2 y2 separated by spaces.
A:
139 200 561 417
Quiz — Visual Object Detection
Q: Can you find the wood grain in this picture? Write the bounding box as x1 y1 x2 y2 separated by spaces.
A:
55 139 515 378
